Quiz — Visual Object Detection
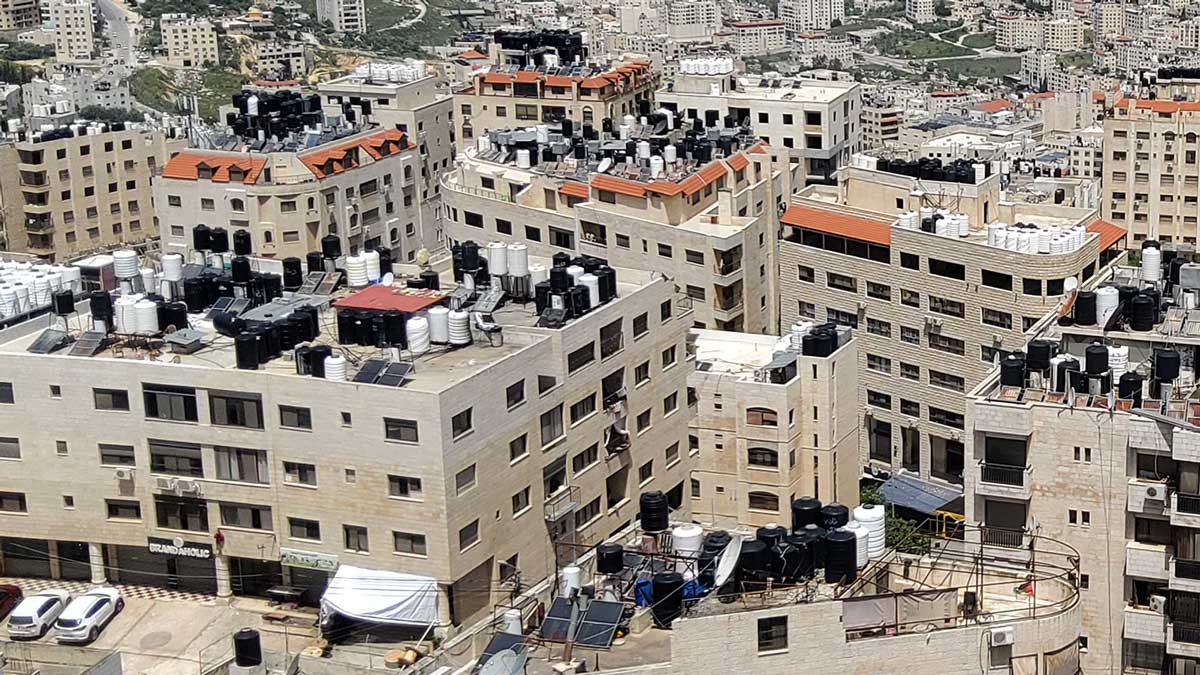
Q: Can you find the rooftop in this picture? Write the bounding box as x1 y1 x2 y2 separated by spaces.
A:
663 75 858 103
691 327 851 380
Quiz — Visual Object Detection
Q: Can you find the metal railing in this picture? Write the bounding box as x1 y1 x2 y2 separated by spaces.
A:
713 299 744 314
1175 622 1200 645
713 259 742 275
980 462 1027 487
1177 558 1200 580
1179 493 1200 515
981 526 1025 548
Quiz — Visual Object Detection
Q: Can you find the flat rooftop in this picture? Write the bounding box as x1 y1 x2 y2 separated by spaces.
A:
692 328 851 380
662 76 858 103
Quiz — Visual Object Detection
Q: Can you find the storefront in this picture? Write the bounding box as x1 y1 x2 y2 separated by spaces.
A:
113 537 217 593
56 541 92 580
280 547 337 606
230 557 282 598
0 538 51 578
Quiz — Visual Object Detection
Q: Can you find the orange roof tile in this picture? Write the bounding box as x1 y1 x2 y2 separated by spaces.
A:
976 99 1014 114
482 72 512 85
781 204 892 246
544 75 577 88
1117 98 1200 113
747 140 769 154
726 152 749 171
1086 219 1126 250
162 152 266 184
300 128 412 179
514 71 541 84
579 77 611 88
1024 92 1055 102
1092 91 1106 102
558 181 590 199
591 174 646 198
458 49 487 59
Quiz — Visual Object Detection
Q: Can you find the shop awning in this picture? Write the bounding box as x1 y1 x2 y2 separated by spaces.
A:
879 471 963 516
321 565 438 626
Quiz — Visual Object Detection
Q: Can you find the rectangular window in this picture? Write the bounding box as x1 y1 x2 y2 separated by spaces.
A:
929 370 965 392
797 265 815 283
866 318 891 337
867 354 892 374
633 313 648 338
0 491 26 513
464 211 483 227
343 525 369 552
541 405 564 446
220 503 272 530
388 475 422 499
506 380 526 408
600 319 623 359
154 496 208 532
636 361 650 385
209 392 263 429
510 434 528 462
459 520 480 550
929 406 965 429
901 399 920 416
900 326 920 344
900 252 919 270
451 408 473 438
981 269 1013 290
143 384 198 422
639 460 653 484
568 343 596 373
685 249 705 265
384 418 419 442
214 446 269 484
284 461 317 486
928 258 965 280
900 362 920 380
663 392 678 416
981 308 1013 329
573 444 599 474
1023 278 1042 296
574 497 601 529
100 443 136 465
106 499 141 520
570 393 597 424
757 616 788 652
929 333 965 356
658 243 673 258
868 390 892 409
900 289 920 308
662 346 678 369
866 282 891 300
550 227 574 249
929 296 964 318
289 517 320 540
456 465 476 495
149 440 202 477
826 272 856 293
393 531 427 555
279 405 312 429
826 308 858 328
637 409 652 432
93 388 129 410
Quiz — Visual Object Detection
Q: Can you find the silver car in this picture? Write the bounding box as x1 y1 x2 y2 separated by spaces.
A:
54 587 123 643
7 589 70 639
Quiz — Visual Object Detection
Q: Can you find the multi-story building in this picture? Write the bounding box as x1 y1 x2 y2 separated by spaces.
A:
996 15 1084 52
453 60 656 150
50 0 94 64
688 329 859 528
1092 1 1124 39
1022 50 1058 90
442 121 792 333
249 40 311 79
656 60 862 182
729 20 786 56
860 102 901 150
22 67 131 115
778 0 845 33
160 14 218 68
777 161 1127 486
795 32 854 66
156 126 439 264
1066 125 1103 179
0 123 173 260
1102 98 1200 246
905 0 935 25
315 0 364 34
665 0 719 41
0 0 39 30
0 250 694 631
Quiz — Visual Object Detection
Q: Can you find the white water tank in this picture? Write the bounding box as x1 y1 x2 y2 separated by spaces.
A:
844 521 869 568
487 242 508 276
448 310 471 345
1096 286 1120 325
535 124 549 144
649 155 664 179
529 263 549 286
363 249 382 281
618 124 630 140
0 286 15 318
853 504 886 560
161 253 184 282
1144 246 1163 283
134 299 159 334
345 255 369 288
664 144 677 163
672 524 704 576
560 565 583 596
507 244 529 277
406 316 431 355
566 264 585 284
139 268 156 294
579 273 600 308
637 140 651 160
324 353 347 381
502 609 522 635
427 306 450 343
113 249 139 279
987 222 1005 246
1109 345 1129 377
114 295 138 333
30 275 50 305
516 149 531 169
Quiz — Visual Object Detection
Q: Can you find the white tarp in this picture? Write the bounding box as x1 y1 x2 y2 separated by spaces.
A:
320 564 439 626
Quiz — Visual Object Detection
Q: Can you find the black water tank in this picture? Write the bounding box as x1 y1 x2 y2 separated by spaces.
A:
570 285 591 316
1056 359 1080 393
552 252 572 268
279 321 298 351
161 302 188 331
462 241 480 270
261 273 282 302
377 248 393 277
1027 339 1054 371
421 269 440 291
231 256 252 283
209 227 230 254
596 266 617 302
182 278 207 312
785 534 815 580
296 305 320 340
535 281 552 313
820 504 850 529
1085 343 1109 374
308 345 332 378
384 311 406 346
192 224 212 251
234 334 258 370
703 531 731 553
738 540 770 587
263 323 281 358
233 229 253 256
756 524 787 549
89 291 113 320
639 491 669 532
51 290 73 316
798 524 826 569
321 234 341 259
306 251 324 274
1000 354 1026 386
1130 295 1156 331
233 628 263 668
650 572 684 627
824 529 858 584
282 257 304 290
213 311 245 337
1155 349 1182 381
550 266 571 292
791 497 822 532
1119 371 1144 403
596 543 624 574
1074 291 1097 325
1143 238 1161 250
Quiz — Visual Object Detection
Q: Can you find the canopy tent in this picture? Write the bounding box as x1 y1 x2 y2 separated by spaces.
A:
320 564 439 626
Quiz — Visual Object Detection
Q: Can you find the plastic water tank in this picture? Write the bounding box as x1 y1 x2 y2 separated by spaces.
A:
113 250 139 279
597 543 624 574
820 503 850 529
407 316 431 355
1144 246 1163 283
1155 348 1182 381
650 572 684 627
507 244 529 277
161 254 184 282
1130 295 1156 332
324 353 347 381
639 491 669 532
448 310 471 346
235 333 259 370
345 255 369 288
672 524 704 560
487 242 508 276
134 299 159 334
1109 345 1130 377
1074 291 1097 326
791 497 822 532
233 629 262 668
579 273 600 308
844 521 869 568
560 565 583 596
853 504 886 559
1095 286 1119 326
427 306 450 343
363 249 382 281
824 529 858 584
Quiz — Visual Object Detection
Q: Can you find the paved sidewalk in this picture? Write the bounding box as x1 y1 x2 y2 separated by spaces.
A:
0 576 215 604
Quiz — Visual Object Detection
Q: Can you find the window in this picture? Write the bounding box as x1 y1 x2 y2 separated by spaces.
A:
637 409 652 432
93 388 128 410
633 313 648 337
929 334 965 356
868 390 892 409
284 461 317 486
571 393 597 423
279 405 312 429
635 361 651 385
661 300 672 321
757 616 788 653
797 265 815 283
106 499 140 520
663 392 678 416
686 285 706 301
154 496 208 531
930 370 965 392
210 392 263 429
900 362 920 381
981 308 1013 329
214 447 269 484
747 407 778 426
639 460 653 484
572 444 599 475
900 326 920 344
691 479 701 498
928 258 965 280
600 319 623 359
747 447 779 468
538 375 557 394
510 434 528 462
748 491 779 512
666 442 679 465
827 272 856 292
662 346 677 369
901 289 920 307
49 385 61 399
867 354 892 373
0 491 26 513
575 497 601 529
456 465 476 495
96 442 136 466
1022 278 1042 296
525 226 542 241
541 405 564 446
686 249 705 265
929 406 965 429
344 525 369 552
393 531 427 556
289 517 320 540
143 384 198 422
384 418 419 442
866 318 891 337
929 296 964 318
451 408 473 438
981 269 1013 290
568 343 596 373
900 252 919 270
459 520 480 550
506 380 526 409
149 440 202 477
220 503 272 530
901 399 920 417
550 227 574 249
464 211 483 227
866 282 891 300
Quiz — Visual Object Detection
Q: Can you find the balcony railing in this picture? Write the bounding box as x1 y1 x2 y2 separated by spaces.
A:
980 462 1027 487
1175 622 1200 644
1178 558 1200 581
981 526 1024 548
714 260 742 275
1179 493 1200 515
713 299 745 314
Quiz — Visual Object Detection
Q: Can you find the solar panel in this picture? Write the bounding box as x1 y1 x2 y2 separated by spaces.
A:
474 288 506 314
473 632 526 673
228 298 252 316
205 297 234 319
297 272 325 294
314 272 342 296
538 598 572 642
376 362 412 387
574 600 624 650
68 331 106 357
26 328 70 354
353 359 388 383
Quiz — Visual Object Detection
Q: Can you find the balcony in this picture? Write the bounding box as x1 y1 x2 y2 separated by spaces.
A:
1169 622 1200 658
1128 479 1171 516
711 298 745 320
24 217 54 233
975 462 1031 500
1174 492 1200 529
1127 541 1172 581
980 526 1024 549
1124 605 1167 643
1172 557 1200 593
712 259 744 284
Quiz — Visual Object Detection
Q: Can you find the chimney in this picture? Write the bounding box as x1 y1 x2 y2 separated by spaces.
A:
717 187 734 225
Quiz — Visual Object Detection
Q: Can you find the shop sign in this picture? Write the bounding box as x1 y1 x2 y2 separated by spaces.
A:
148 536 213 559
280 547 339 572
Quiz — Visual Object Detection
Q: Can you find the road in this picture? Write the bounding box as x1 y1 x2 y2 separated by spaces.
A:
95 0 139 65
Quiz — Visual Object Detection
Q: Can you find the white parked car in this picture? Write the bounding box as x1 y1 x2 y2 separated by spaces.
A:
7 589 71 639
54 588 123 643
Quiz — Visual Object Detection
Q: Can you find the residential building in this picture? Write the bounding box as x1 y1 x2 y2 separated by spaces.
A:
160 14 218 68
794 32 854 66
0 123 172 260
50 0 94 64
688 329 859 528
0 250 694 631
248 40 311 79
860 102 901 150
1091 1 1124 39
777 160 1126 487
656 59 862 182
778 0 845 33
996 15 1084 53
315 0 364 34
1065 125 1103 179
905 0 935 25
729 20 787 56
665 0 720 41
0 0 39 30
22 67 131 115
453 60 657 150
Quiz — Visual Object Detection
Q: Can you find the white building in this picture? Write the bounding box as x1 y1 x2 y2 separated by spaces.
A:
730 20 787 56
161 14 219 68
249 40 311 78
316 0 364 34
666 0 720 41
49 0 93 64
906 0 935 25
778 0 845 33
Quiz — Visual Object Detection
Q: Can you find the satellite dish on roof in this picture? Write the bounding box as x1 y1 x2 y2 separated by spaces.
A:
713 534 743 587
416 248 430 266
479 649 527 675
597 157 612 174
381 272 395 286
1064 277 1079 294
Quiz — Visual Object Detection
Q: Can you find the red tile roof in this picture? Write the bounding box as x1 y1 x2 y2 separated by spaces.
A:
1024 92 1056 102
1116 98 1200 113
334 284 446 313
591 174 647 198
976 99 1014 114
482 72 512 85
726 153 749 171
1086 219 1126 250
558 181 590 199
162 152 267 184
781 204 892 246
747 140 770 154
544 75 578 88
458 49 487 59
300 128 412 179
514 71 541 84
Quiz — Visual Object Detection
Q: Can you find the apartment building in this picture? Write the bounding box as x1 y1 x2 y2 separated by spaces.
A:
860 102 901 150
50 0 94 64
996 15 1084 52
0 123 172 261
1092 1 1124 39
778 0 845 33
656 60 862 182
160 14 218 68
1066 125 1103 179
777 160 1127 487
315 0 364 34
156 127 439 264
453 60 657 150
0 252 694 631
795 32 854 66
665 0 719 41
249 40 311 79
442 121 792 333
1102 98 1200 246
22 68 130 115
905 0 935 25
688 329 859 528
0 0 39 30
729 20 786 56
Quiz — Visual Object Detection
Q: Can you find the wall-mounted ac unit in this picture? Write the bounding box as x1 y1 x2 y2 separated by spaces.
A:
1150 594 1168 614
989 626 1015 646
154 477 177 492
114 468 134 481
1143 483 1166 502
175 479 201 495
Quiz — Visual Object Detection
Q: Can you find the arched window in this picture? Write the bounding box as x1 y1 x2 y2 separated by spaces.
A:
1165 131 1177 142
1188 132 1197 144
746 407 778 426
263 231 273 244
748 491 779 512
747 447 778 468
230 198 245 213
404 165 413 180
582 106 594 123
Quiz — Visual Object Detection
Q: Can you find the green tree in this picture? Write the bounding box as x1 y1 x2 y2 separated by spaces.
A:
79 106 144 123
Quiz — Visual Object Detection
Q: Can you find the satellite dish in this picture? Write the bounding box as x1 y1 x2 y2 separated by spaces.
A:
479 649 527 675
1064 277 1079 294
381 272 395 286
416 248 430 266
713 534 743 587
597 157 612 174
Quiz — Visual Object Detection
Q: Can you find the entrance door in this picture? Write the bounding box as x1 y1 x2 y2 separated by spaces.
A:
57 541 91 580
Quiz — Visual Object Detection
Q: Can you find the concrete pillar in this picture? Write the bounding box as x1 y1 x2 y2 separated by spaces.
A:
88 542 106 584
214 554 233 598
105 544 120 583
47 541 61 579
434 583 453 640
281 564 293 586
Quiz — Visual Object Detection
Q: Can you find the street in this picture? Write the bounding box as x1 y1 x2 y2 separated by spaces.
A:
95 0 139 65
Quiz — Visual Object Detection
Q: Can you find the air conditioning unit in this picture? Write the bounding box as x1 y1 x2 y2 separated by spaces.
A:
114 468 134 481
989 626 1015 647
1150 594 1168 614
175 479 202 495
155 477 177 492
1144 483 1166 502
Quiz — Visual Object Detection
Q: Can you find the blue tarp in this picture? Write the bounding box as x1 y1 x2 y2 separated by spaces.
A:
879 471 963 515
